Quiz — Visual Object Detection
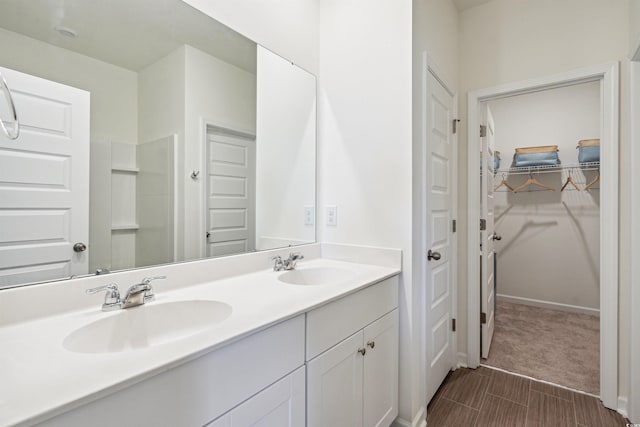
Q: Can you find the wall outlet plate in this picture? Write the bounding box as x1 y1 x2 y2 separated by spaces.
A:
304 206 314 226
326 206 337 226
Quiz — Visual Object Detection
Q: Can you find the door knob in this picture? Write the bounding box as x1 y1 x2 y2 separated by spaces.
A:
73 242 87 252
427 249 441 261
492 233 502 241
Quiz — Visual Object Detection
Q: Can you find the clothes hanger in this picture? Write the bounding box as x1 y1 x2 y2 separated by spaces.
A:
512 171 556 193
561 169 581 192
494 173 515 192
584 171 600 190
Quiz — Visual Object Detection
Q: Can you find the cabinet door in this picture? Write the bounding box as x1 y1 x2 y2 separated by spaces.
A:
307 331 364 427
363 309 399 427
227 367 305 427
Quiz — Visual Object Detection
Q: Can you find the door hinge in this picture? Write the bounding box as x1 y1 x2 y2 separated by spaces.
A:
480 312 487 324
452 318 456 332
480 124 487 137
480 219 486 231
452 119 460 134
452 219 457 233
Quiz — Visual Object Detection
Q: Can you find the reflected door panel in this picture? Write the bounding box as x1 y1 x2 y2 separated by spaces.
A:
0 66 89 288
206 128 256 257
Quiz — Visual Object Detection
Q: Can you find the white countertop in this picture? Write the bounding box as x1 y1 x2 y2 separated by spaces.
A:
0 257 400 426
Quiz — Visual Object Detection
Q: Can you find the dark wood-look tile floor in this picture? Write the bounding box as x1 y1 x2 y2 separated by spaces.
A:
427 367 629 426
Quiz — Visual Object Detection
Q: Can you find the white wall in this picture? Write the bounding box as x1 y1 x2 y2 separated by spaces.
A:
414 0 459 83
631 0 640 52
181 0 319 74
0 27 138 143
458 0 630 404
138 44 256 262
255 47 316 250
488 82 600 311
318 0 416 424
138 46 187 260
183 45 256 261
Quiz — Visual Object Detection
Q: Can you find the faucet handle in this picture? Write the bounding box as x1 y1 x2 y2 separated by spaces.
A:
289 252 304 260
272 255 284 271
86 283 121 310
139 276 165 302
141 276 166 285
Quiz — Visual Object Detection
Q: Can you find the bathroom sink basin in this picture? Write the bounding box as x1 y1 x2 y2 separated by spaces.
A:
63 300 232 354
277 266 356 286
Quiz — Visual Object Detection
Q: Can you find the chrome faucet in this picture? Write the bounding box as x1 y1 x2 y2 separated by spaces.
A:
122 276 164 308
272 252 304 271
86 276 166 311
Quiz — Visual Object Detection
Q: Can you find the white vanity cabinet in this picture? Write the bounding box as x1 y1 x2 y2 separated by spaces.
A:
36 315 305 427
306 276 399 427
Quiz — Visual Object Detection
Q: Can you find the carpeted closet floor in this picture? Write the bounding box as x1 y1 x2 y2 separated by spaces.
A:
483 300 599 394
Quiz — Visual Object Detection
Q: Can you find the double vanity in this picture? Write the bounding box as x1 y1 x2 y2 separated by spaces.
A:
0 244 401 427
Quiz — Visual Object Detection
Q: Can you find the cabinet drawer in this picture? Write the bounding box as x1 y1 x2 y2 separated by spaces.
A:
306 275 398 360
38 315 305 427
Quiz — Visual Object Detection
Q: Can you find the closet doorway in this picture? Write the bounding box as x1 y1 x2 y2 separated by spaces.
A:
466 63 619 409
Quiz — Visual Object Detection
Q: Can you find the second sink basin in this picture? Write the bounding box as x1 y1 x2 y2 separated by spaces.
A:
63 300 232 354
277 266 356 286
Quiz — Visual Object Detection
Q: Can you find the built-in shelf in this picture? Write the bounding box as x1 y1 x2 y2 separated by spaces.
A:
111 166 139 173
111 224 139 231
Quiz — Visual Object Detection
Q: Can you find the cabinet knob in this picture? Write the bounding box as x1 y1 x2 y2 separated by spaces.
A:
367 340 375 349
358 348 366 356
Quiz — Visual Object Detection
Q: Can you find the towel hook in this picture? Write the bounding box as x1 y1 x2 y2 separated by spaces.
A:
0 71 20 140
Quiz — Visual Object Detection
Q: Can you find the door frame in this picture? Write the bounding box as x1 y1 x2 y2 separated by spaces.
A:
418 53 458 406
466 62 619 409
629 41 640 422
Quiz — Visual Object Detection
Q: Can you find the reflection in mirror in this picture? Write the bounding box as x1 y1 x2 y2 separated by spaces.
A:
0 0 316 289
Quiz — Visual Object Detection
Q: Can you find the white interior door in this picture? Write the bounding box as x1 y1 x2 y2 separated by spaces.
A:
206 128 256 257
480 105 496 358
0 66 89 288
425 70 455 403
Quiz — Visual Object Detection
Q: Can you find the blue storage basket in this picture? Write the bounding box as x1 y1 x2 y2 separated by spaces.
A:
577 139 600 163
512 145 560 167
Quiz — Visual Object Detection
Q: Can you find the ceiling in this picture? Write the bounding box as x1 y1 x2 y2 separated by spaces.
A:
0 0 256 73
452 0 493 12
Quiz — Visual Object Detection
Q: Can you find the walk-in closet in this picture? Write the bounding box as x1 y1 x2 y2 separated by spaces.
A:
480 81 601 395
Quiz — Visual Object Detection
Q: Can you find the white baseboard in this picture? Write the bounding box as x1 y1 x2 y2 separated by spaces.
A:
392 407 426 427
618 396 629 419
457 352 468 368
497 294 600 317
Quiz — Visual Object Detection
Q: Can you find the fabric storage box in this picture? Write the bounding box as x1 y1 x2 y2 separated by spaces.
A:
513 145 560 167
577 139 600 163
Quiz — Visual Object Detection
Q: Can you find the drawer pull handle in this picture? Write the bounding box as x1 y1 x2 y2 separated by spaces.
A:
358 348 366 356
367 341 375 349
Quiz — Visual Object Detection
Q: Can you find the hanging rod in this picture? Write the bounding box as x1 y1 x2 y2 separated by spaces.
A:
494 161 600 176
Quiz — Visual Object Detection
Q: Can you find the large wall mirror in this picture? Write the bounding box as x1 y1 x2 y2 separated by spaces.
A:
0 0 316 289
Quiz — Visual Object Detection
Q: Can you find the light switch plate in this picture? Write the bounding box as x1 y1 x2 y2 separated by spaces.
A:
326 206 337 226
304 206 314 225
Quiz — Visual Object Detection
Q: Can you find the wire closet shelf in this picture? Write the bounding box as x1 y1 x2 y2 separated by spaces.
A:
494 161 600 176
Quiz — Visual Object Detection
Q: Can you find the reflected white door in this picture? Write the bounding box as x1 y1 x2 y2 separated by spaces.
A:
480 105 496 358
0 66 89 288
206 128 256 257
425 70 455 403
